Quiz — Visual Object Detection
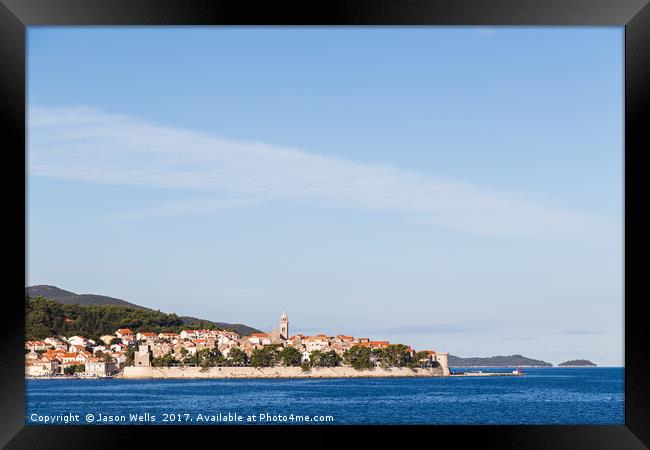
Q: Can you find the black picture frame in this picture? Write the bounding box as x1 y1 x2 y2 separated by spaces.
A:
1 0 647 448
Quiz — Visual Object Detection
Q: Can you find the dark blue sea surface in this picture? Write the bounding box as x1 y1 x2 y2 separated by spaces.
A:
26 367 623 425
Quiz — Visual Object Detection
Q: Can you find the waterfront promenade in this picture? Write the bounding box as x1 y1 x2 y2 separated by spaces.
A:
120 366 444 379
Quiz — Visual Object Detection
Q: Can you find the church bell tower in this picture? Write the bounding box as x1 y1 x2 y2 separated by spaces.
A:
279 311 289 340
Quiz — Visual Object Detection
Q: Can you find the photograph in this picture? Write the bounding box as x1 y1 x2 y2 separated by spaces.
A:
23 26 626 427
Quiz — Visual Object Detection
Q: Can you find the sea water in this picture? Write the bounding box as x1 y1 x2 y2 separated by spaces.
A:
25 367 624 425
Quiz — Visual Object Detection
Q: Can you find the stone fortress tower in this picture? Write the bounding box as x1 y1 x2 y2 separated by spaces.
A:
135 344 152 367
436 352 450 376
279 311 289 340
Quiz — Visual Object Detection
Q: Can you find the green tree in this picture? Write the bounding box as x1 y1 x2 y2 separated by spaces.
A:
411 351 431 368
322 350 342 367
384 344 411 367
63 364 85 375
25 296 186 339
250 345 281 367
227 348 248 366
343 346 374 370
186 352 201 366
306 350 342 368
279 347 303 366
152 353 176 367
307 350 322 367
124 347 135 366
25 296 66 339
371 348 386 367
197 348 223 367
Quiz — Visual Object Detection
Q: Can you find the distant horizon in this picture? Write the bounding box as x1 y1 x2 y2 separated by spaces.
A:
28 27 623 366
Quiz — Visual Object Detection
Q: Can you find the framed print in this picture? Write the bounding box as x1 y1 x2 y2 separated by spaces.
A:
0 0 648 448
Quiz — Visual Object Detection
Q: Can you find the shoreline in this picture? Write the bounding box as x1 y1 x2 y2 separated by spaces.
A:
120 366 445 379
25 366 615 381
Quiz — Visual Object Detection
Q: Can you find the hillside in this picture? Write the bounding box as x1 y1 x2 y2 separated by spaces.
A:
448 354 553 367
26 296 184 340
26 285 152 309
179 316 258 336
558 359 596 367
25 296 262 340
25 285 260 336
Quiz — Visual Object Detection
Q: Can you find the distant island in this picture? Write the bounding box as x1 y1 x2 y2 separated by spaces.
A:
448 354 552 367
558 359 596 367
25 285 261 336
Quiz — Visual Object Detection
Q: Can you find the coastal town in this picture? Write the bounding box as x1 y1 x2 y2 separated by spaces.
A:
26 312 449 378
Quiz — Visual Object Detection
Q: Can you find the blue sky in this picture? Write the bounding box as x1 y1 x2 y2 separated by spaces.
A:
27 27 623 365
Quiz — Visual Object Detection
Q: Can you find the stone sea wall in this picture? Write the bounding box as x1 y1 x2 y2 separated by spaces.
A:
121 366 444 379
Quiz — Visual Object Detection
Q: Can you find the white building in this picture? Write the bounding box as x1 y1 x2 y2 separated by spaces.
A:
247 333 274 346
180 330 199 340
67 336 88 347
25 341 48 351
136 332 158 341
68 344 85 353
303 335 330 353
25 360 59 377
44 337 68 350
85 359 117 377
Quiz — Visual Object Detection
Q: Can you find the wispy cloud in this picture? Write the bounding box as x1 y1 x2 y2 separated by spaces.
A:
501 335 536 341
29 106 616 243
103 198 260 221
561 330 611 335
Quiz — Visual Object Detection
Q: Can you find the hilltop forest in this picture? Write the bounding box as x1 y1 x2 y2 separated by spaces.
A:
25 296 229 341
